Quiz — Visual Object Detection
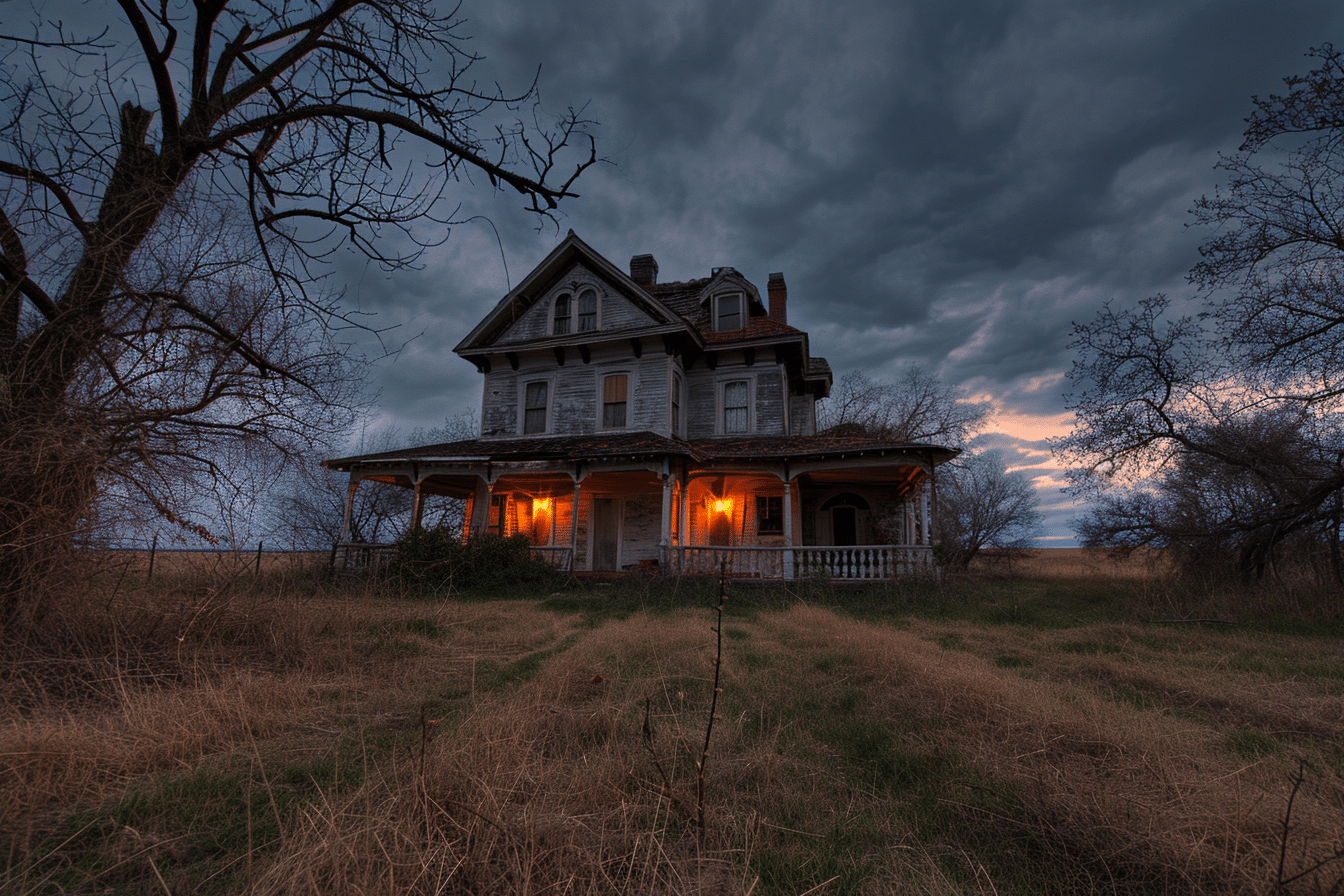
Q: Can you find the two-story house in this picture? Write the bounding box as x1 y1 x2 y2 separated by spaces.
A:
325 232 956 578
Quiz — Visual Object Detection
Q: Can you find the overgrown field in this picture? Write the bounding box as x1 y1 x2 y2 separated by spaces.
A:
2 550 1342 894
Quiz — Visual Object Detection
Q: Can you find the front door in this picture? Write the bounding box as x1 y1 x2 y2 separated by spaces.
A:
592 498 620 571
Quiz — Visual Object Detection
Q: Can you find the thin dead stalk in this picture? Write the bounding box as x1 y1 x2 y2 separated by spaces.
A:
695 562 728 841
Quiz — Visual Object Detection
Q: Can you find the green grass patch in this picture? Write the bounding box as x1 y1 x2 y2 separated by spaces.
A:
1059 640 1124 656
1225 729 1282 760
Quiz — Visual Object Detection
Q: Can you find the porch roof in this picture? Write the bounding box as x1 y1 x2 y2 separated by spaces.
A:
324 430 957 472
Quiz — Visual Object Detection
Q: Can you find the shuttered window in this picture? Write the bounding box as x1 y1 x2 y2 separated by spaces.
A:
603 374 628 428
523 381 548 434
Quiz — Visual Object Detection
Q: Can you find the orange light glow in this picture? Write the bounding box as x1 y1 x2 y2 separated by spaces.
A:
712 498 733 515
534 497 552 513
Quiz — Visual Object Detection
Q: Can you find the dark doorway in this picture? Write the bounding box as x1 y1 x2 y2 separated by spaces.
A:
592 498 619 571
832 506 857 546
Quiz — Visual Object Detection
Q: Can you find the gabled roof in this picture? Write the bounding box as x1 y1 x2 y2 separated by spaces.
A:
453 231 689 354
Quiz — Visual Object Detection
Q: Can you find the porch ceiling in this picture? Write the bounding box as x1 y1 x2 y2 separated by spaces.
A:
800 466 924 489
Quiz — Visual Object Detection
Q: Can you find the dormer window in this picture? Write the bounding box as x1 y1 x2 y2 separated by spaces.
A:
553 294 571 335
578 289 598 332
714 293 744 331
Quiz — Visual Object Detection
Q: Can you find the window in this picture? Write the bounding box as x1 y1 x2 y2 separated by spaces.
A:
723 380 749 433
553 294 571 335
756 496 784 535
715 293 743 331
671 372 683 436
603 373 628 428
523 381 549 434
578 289 598 332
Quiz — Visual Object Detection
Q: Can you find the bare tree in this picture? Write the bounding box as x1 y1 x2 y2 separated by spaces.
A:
817 366 988 448
1057 46 1344 581
936 449 1042 569
275 412 477 550
1074 408 1344 580
0 2 598 628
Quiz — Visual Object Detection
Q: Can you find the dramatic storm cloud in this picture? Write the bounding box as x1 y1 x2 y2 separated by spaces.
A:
338 0 1343 543
14 0 1341 543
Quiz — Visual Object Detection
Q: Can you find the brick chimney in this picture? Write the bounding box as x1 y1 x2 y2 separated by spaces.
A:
767 272 787 324
630 254 658 287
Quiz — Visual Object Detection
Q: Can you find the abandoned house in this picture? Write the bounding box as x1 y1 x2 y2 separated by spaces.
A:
324 232 957 578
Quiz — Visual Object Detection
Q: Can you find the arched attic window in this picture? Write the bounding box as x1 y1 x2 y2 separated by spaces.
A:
553 293 571 335
577 289 598 331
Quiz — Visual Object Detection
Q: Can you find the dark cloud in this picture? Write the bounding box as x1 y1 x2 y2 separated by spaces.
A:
22 0 1344 544
336 0 1344 543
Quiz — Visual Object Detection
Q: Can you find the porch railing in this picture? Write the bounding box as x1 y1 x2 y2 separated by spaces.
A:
330 542 400 571
331 542 574 573
530 546 574 571
666 545 934 580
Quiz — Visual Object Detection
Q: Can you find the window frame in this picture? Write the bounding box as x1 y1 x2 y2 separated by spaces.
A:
713 292 744 332
521 378 552 435
601 372 630 430
577 289 598 332
670 370 683 437
756 496 784 535
552 293 571 335
718 375 753 435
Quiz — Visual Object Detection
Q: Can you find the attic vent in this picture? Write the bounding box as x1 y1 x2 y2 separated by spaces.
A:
630 254 658 286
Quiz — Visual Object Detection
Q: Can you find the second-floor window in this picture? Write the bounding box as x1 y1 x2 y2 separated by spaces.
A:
578 289 598 332
553 294 571 335
671 372 683 436
523 381 549 434
723 379 749 433
603 373 628 428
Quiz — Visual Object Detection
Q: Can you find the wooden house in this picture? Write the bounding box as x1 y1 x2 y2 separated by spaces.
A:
324 232 957 578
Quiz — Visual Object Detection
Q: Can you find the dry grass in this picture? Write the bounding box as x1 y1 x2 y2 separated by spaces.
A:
2 556 1342 894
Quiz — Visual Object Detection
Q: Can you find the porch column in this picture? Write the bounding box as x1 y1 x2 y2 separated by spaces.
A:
905 498 915 546
469 476 491 536
680 479 691 546
571 472 581 569
338 476 359 544
659 469 674 568
920 477 932 546
782 480 794 580
411 479 425 532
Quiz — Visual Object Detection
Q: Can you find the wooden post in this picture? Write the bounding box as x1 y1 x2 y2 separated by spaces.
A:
147 533 157 584
411 479 425 531
255 541 263 573
782 480 794 580
571 474 581 570
659 470 673 569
